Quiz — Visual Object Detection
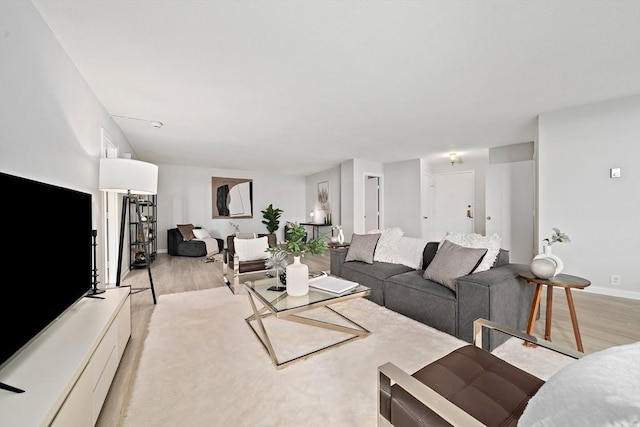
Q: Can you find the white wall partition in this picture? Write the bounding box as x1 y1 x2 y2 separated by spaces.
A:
159 164 306 246
0 0 134 286
384 159 424 237
537 95 640 298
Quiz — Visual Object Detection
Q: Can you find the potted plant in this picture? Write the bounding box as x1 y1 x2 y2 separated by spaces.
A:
267 222 328 296
274 222 328 257
261 204 284 234
531 227 571 278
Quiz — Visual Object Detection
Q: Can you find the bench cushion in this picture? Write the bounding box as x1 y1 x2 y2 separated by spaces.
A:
391 344 544 427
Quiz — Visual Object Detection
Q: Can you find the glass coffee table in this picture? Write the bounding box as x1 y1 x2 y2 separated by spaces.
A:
244 276 371 369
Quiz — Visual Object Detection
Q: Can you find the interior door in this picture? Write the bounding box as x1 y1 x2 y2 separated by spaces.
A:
486 161 535 264
421 172 433 240
432 171 474 240
364 176 379 232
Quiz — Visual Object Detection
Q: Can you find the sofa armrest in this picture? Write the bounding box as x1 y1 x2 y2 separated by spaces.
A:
330 247 348 277
456 263 536 350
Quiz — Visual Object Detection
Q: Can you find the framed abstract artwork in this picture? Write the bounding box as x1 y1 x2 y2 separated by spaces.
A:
211 177 253 218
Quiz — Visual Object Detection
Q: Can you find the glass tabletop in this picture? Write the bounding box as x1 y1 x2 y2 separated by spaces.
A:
244 276 370 315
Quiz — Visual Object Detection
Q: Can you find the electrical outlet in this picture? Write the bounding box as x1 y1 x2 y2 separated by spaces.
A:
610 275 621 286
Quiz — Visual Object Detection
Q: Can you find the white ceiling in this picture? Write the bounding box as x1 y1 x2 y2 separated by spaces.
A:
32 1 640 176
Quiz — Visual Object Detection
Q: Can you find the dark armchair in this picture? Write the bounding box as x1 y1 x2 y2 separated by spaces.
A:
167 227 223 257
223 233 277 293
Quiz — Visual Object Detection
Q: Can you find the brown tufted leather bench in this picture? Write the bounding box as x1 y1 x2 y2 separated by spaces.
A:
390 345 543 426
378 319 583 427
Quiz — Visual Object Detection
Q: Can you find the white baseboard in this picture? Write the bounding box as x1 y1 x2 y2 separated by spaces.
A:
584 286 640 301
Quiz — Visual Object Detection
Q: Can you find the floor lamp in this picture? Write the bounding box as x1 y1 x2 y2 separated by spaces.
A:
99 158 159 304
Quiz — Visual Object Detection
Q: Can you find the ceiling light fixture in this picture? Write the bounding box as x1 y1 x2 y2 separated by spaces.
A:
449 152 458 166
112 114 163 128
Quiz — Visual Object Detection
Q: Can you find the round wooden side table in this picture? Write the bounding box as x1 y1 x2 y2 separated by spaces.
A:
519 272 591 352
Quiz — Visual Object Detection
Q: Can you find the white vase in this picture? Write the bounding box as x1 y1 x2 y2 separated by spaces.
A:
286 256 309 296
530 258 557 279
532 245 563 277
337 229 345 244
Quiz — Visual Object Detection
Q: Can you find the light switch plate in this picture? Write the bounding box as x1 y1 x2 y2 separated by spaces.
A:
610 168 621 178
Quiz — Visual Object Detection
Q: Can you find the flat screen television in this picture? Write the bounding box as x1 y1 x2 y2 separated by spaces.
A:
0 172 93 372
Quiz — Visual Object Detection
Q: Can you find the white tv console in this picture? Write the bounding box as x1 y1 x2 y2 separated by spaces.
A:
0 287 131 426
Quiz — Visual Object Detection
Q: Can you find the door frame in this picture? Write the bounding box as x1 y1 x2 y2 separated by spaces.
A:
363 173 383 231
101 128 119 285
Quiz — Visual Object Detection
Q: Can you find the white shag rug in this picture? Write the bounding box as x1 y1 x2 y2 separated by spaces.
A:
123 287 575 427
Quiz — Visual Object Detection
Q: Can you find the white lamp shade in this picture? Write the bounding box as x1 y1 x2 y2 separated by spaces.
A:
99 158 158 194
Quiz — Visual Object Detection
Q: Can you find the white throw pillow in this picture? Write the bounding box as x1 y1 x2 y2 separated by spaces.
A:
441 232 501 273
372 227 404 263
518 341 640 427
192 228 211 239
234 236 269 261
396 236 429 270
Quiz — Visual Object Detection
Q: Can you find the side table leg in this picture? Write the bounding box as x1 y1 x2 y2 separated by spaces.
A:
524 284 542 347
545 285 553 341
565 288 585 352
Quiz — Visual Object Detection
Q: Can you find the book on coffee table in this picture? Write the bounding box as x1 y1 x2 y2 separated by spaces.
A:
309 274 359 294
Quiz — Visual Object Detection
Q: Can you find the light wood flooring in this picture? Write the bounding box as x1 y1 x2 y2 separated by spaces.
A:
96 253 640 427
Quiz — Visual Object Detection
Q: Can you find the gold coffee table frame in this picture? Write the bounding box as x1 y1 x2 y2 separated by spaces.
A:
244 277 371 369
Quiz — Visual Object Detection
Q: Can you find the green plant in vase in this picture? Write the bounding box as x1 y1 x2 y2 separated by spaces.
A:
271 221 328 257
261 204 284 234
267 222 328 296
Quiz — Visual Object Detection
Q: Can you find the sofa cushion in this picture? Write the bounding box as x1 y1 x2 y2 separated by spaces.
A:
341 261 413 306
424 240 487 291
371 227 404 263
345 233 381 264
192 228 210 239
391 344 545 427
385 270 458 335
177 223 195 241
234 236 269 261
396 236 429 270
442 231 502 273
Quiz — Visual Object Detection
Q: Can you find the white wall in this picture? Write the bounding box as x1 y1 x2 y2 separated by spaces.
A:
0 0 135 284
305 165 341 230
537 95 640 298
384 159 422 237
160 164 306 246
340 160 355 240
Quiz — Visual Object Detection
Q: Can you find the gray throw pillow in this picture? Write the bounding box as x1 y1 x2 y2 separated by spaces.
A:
345 233 381 264
423 240 487 291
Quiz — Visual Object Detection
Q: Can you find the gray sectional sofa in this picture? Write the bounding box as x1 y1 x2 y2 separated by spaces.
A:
330 242 534 351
